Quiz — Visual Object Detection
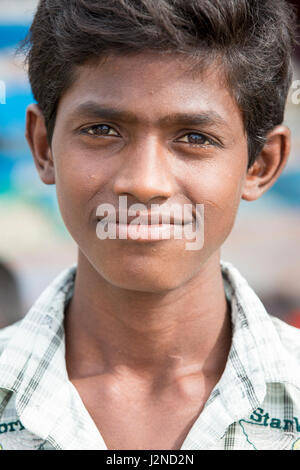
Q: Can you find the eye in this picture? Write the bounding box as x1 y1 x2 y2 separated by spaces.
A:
80 124 120 137
176 132 214 147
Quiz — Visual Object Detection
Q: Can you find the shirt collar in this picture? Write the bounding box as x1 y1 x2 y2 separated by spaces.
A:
182 260 300 450
0 260 299 448
0 265 108 449
221 259 300 391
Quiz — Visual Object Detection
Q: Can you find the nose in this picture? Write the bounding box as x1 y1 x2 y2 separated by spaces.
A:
112 137 176 204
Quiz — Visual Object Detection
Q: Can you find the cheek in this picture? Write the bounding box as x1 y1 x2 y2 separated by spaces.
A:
185 159 246 247
52 146 109 237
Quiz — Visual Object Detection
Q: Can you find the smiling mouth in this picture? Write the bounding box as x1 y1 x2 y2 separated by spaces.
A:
95 206 197 242
104 221 190 241
98 211 194 226
96 216 194 242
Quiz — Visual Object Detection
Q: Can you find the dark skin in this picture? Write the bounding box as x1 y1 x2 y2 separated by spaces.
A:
25 53 290 450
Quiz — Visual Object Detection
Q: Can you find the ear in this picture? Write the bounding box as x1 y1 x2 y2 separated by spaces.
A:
25 104 55 185
241 125 291 201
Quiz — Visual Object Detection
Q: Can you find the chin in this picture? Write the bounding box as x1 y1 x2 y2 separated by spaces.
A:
97 263 187 293
82 240 204 293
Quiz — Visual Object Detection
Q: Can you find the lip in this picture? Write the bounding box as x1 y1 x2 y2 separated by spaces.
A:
95 208 196 242
106 221 190 241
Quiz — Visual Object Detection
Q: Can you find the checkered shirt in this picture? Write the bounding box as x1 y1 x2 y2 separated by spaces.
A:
0 259 300 450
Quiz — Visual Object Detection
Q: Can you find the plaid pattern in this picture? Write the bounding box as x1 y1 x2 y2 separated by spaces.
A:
0 260 300 450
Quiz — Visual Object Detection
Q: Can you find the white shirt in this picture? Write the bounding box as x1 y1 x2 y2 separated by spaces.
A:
0 260 300 450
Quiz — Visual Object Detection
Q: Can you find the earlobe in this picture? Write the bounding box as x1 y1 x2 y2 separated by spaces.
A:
241 126 291 202
25 104 55 185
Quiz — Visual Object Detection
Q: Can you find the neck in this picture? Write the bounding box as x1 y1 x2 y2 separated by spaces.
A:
64 250 231 384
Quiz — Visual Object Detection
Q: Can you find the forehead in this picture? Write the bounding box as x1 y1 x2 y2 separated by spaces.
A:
56 52 243 131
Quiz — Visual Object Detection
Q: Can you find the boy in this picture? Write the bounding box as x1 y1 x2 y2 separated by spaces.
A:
0 0 299 450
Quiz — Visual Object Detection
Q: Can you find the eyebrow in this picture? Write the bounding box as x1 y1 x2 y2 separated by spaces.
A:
72 101 228 129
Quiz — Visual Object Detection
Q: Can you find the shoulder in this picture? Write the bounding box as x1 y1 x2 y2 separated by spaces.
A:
270 315 300 363
0 265 77 357
0 321 22 357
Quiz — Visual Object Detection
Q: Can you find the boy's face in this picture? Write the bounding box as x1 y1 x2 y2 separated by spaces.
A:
27 53 288 292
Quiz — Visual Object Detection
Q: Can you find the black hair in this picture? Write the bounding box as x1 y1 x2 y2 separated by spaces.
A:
22 0 298 169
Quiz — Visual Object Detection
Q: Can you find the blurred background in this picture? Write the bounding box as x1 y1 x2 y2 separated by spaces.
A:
0 0 299 328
